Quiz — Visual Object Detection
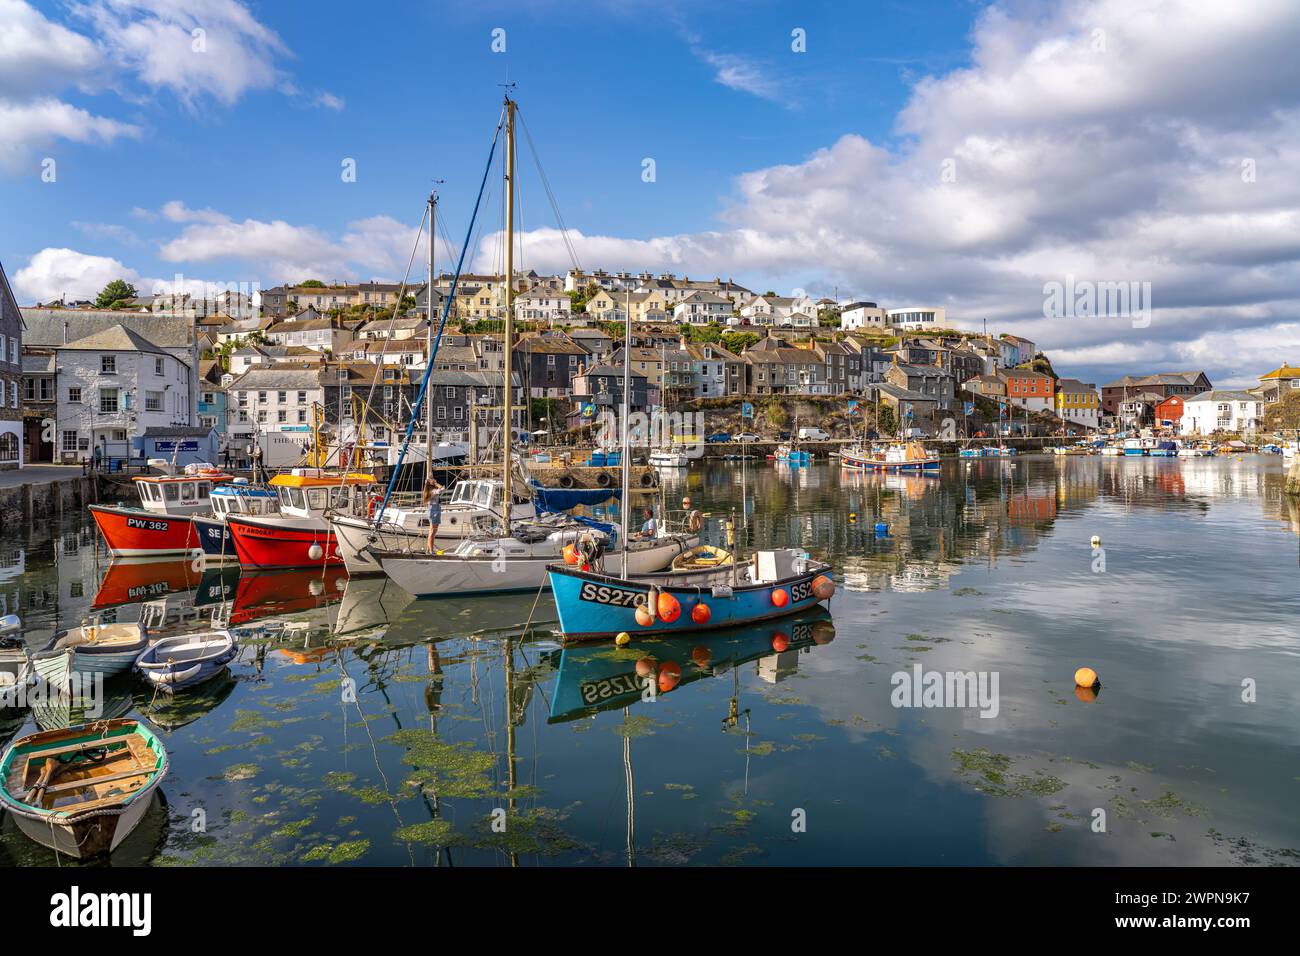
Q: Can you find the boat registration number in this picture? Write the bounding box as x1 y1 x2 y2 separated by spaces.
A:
579 673 645 705
578 582 645 608
126 517 171 532
789 579 815 602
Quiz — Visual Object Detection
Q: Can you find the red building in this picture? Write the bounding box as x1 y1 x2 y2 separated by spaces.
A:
1154 395 1185 429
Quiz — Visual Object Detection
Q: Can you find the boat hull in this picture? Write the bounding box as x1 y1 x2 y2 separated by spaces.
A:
378 535 697 597
840 450 940 472
0 719 167 859
191 515 238 560
227 515 343 569
546 561 832 641
89 505 199 558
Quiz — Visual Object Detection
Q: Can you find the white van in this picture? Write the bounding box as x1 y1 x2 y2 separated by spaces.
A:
798 427 831 441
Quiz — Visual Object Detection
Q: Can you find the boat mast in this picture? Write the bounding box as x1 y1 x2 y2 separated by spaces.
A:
502 95 517 533
620 286 631 576
426 191 436 478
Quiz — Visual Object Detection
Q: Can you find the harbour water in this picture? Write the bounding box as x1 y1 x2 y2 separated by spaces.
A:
1 454 1296 866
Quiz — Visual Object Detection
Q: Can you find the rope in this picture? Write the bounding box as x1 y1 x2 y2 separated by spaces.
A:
373 110 505 528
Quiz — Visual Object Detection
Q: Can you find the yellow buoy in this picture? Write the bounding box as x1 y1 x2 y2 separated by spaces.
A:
1090 535 1101 548
615 631 631 647
1074 666 1099 688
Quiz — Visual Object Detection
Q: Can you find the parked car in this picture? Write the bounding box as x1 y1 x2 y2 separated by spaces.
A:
776 431 792 441
798 427 831 441
733 432 760 442
705 432 731 443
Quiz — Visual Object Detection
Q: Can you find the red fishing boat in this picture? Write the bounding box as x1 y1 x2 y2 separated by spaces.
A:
89 471 233 558
226 471 376 570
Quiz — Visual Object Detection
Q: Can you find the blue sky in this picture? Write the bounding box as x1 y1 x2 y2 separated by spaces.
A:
4 0 1300 388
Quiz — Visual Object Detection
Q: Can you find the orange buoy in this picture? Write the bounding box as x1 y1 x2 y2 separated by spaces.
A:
657 591 682 623
771 588 789 608
635 657 656 678
771 632 790 652
635 604 654 627
562 544 579 565
811 575 835 600
690 645 711 667
1074 666 1099 688
811 620 836 645
657 661 682 692
691 602 711 624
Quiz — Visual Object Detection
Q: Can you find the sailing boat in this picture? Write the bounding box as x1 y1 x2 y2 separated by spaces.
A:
330 192 537 576
373 93 696 597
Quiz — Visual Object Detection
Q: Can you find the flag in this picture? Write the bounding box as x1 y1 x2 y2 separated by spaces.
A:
848 399 859 414
741 401 754 419
964 401 974 416
581 402 596 419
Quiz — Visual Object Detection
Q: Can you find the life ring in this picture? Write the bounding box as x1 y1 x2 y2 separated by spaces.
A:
367 494 382 518
686 510 703 533
595 471 613 488
558 473 576 489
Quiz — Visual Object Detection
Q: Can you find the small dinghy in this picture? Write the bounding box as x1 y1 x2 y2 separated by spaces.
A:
135 631 237 692
33 621 149 692
0 615 32 713
670 545 733 571
0 718 167 858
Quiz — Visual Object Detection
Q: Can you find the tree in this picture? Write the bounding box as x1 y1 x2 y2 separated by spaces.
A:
95 279 137 309
876 404 898 437
721 331 759 354
299 279 326 288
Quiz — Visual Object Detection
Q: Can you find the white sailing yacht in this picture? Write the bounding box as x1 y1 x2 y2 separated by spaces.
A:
373 93 695 597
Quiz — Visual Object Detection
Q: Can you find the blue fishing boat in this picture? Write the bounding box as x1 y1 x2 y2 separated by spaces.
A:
774 443 810 464
546 547 835 641
958 447 982 458
191 481 279 560
1148 440 1178 457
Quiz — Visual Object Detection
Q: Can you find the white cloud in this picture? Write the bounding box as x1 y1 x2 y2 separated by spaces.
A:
499 0 1300 383
0 97 140 171
143 201 425 284
11 247 140 303
74 0 290 108
0 0 105 95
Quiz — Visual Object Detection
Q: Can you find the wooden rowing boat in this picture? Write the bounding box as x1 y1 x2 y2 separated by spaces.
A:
32 622 149 692
0 719 167 858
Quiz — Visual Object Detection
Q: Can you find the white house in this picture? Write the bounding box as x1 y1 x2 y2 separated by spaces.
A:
1179 390 1263 436
887 307 947 331
514 288 573 325
226 366 325 467
740 295 796 326
673 290 732 326
841 301 888 331
54 324 193 464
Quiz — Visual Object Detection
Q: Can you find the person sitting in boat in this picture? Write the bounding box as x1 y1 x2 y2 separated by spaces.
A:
423 479 444 551
636 507 657 538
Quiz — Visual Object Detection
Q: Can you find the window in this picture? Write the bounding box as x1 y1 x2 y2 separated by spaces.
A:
62 430 78 453
257 410 267 424
155 357 165 376
277 391 287 404
145 391 164 412
297 391 307 405
258 391 267 404
99 388 120 413
8 341 15 365
202 392 215 404
101 355 116 374
297 409 307 423
164 483 179 501
278 410 287 423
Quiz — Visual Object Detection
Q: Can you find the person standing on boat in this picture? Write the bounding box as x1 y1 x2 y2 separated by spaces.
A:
423 478 444 551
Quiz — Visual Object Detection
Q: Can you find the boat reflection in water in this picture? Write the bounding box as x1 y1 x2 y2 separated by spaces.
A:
92 558 238 636
546 606 836 722
134 669 238 733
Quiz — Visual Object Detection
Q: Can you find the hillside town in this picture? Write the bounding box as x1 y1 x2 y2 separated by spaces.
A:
0 260 1288 470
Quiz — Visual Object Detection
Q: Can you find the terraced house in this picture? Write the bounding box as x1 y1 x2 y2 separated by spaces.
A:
0 261 23 468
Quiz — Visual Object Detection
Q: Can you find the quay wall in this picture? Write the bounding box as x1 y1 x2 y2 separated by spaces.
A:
0 475 100 528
